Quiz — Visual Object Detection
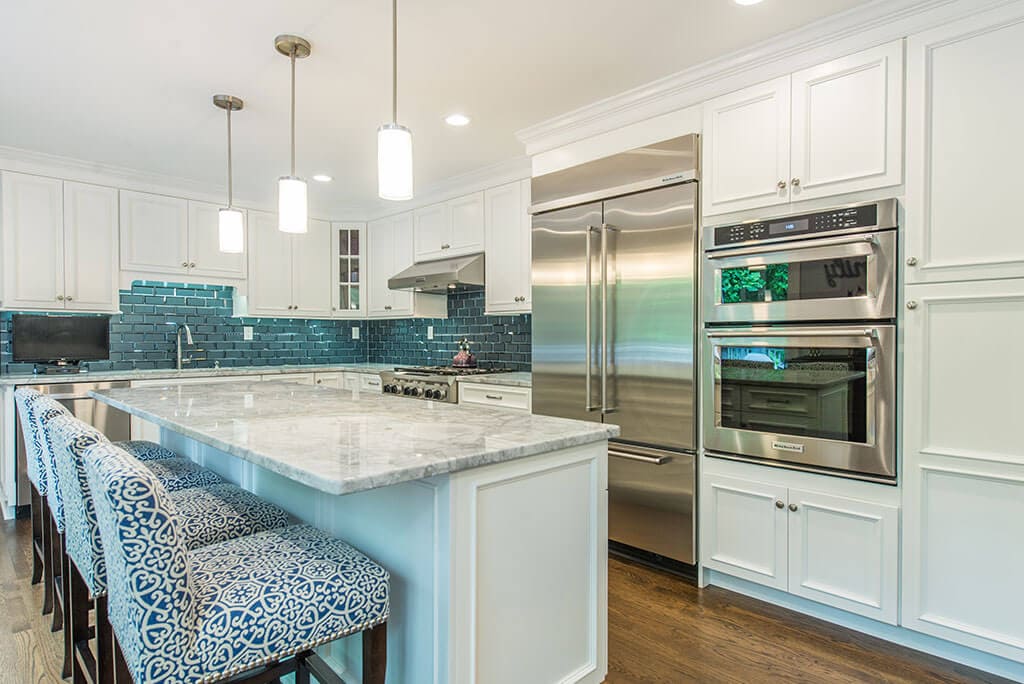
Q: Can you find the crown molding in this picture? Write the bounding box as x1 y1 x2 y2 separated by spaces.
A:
360 154 532 221
0 145 368 221
516 0 1012 155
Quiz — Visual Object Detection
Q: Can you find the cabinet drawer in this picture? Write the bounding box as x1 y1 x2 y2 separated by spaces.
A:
742 386 817 417
359 374 383 391
459 383 531 411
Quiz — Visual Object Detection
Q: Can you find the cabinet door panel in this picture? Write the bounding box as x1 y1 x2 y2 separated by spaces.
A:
906 9 1024 283
485 181 528 313
292 219 333 317
448 191 484 256
790 40 903 201
390 212 415 315
331 222 365 318
413 202 447 262
187 200 246 279
367 218 395 316
64 182 119 312
119 191 188 275
702 76 791 217
247 210 293 316
1 173 64 309
788 489 897 624
702 474 788 590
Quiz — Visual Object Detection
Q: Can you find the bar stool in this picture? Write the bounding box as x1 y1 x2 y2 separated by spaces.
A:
83 439 390 684
12 390 55 605
50 413 296 684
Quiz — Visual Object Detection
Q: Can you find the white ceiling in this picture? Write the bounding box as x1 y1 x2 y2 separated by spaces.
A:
0 0 870 216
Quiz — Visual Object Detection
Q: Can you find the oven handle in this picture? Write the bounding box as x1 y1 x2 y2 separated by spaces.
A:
707 328 877 338
705 233 877 259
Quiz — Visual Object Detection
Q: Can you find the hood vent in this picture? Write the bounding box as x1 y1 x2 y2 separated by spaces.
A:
388 254 484 293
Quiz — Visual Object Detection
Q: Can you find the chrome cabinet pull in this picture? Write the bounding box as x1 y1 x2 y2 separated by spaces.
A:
775 500 785 509
441 243 450 250
485 394 503 401
609 449 669 465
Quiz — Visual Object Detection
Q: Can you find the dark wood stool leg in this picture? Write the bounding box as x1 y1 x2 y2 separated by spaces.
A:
114 637 132 684
60 537 72 678
295 655 310 684
41 498 54 616
50 515 65 631
69 564 91 684
362 621 387 684
31 485 43 585
96 595 114 684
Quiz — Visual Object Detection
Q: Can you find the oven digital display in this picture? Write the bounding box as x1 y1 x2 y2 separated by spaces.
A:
768 218 809 236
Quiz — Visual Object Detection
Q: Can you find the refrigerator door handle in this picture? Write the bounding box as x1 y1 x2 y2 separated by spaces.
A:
601 223 617 414
585 226 599 412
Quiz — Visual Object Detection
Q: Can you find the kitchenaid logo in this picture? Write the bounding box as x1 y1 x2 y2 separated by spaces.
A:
661 173 687 183
772 440 805 454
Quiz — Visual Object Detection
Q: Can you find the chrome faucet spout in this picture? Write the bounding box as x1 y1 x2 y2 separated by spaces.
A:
176 324 194 370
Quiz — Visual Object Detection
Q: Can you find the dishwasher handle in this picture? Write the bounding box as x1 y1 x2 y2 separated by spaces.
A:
609 449 669 465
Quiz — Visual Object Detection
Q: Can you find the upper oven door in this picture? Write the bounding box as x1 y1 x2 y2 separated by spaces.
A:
702 231 896 324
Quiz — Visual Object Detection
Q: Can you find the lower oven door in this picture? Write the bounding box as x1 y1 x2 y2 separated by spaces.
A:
702 325 896 481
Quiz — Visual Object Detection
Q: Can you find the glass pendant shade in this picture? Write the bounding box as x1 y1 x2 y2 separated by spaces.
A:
378 124 413 201
218 208 245 253
278 176 308 233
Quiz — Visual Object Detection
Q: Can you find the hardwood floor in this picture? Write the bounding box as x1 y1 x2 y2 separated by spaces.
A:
0 517 1010 683
606 556 1012 684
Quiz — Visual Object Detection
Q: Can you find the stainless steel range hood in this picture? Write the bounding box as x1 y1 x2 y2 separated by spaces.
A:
388 254 484 293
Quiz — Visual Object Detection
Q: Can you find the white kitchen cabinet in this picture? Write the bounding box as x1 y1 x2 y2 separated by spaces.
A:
702 468 898 624
119 190 189 275
702 40 903 217
247 211 333 318
270 373 316 386
459 382 531 411
0 173 119 313
187 201 247 280
314 372 345 389
702 76 791 217
905 7 1024 284
0 172 64 309
413 192 485 262
702 474 789 591
63 182 120 312
901 277 1024 660
331 223 365 318
367 213 447 319
484 180 531 314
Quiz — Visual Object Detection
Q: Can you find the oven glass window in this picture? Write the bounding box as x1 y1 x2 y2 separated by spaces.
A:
714 344 871 443
719 256 868 304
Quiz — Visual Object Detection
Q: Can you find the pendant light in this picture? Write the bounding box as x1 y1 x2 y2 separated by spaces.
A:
378 0 413 200
275 34 311 233
213 94 245 253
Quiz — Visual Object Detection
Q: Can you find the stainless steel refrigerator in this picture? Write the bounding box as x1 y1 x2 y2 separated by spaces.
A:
530 135 698 565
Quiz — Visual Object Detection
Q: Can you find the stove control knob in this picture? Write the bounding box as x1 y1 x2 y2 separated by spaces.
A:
411 387 422 397
402 386 412 395
437 390 448 401
425 389 436 399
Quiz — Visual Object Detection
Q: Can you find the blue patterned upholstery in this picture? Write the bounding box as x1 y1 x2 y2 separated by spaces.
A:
13 388 51 495
48 414 293 598
18 390 72 531
83 440 390 684
114 439 180 462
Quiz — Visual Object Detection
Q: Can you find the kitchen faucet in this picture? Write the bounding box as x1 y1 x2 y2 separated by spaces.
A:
176 324 205 369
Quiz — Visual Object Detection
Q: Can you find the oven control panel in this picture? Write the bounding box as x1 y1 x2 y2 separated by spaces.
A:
713 202 887 247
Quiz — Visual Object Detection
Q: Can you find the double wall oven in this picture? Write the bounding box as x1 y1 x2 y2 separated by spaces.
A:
702 199 898 482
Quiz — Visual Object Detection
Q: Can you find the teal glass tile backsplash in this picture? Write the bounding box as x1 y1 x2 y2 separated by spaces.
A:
0 282 531 374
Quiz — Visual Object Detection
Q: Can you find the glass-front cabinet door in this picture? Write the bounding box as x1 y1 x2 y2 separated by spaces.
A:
332 222 365 318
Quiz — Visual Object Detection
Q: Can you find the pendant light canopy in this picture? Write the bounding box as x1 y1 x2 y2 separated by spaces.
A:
378 0 413 201
213 94 245 254
275 34 311 233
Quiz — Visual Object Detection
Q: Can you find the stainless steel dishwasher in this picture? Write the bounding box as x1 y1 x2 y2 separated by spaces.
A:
15 380 131 507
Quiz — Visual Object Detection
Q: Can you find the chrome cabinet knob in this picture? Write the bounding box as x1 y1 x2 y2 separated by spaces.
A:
906 300 918 310
65 296 73 301
56 295 65 301
775 500 785 509
789 503 798 512
906 256 918 266
777 180 787 190
182 261 189 268
441 243 451 250
189 262 196 268
791 178 801 187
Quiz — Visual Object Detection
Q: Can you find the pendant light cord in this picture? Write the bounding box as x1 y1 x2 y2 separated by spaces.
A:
392 0 398 122
290 48 297 177
226 104 233 208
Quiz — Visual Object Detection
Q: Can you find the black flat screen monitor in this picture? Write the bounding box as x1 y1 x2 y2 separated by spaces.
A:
12 315 110 363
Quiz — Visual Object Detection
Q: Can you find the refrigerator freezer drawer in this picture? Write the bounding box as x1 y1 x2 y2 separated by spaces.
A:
609 446 695 564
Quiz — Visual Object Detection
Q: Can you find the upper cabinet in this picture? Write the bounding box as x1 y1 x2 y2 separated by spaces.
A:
367 212 447 319
703 40 903 217
905 7 1024 284
413 192 485 262
120 191 246 281
331 222 366 318
0 172 119 312
246 211 332 318
484 180 531 314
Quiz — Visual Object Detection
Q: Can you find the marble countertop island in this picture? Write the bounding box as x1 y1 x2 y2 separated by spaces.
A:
90 380 615 496
0 362 395 386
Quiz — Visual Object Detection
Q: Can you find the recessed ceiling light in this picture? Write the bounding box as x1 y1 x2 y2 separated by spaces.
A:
445 113 471 127
312 174 333 182
734 0 763 5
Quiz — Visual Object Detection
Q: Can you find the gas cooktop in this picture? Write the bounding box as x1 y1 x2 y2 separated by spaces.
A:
393 366 513 376
380 366 513 402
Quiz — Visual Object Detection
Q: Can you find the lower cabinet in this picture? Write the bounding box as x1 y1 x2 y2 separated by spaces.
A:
315 372 382 392
702 467 898 624
459 382 532 411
